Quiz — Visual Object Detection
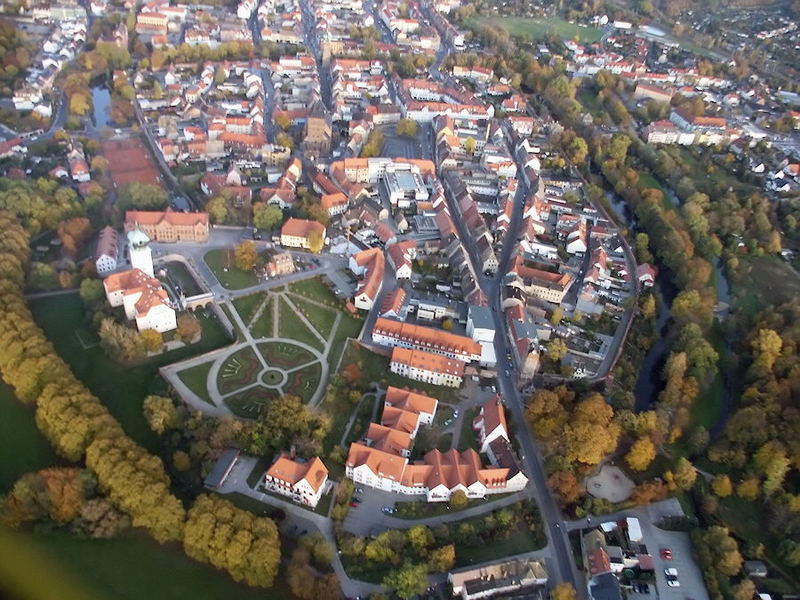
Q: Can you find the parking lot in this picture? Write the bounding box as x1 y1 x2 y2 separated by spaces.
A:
343 487 403 537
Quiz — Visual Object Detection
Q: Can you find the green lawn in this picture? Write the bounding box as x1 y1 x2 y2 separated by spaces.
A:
30 295 230 451
338 341 389 384
278 297 324 351
457 408 479 452
290 277 340 306
3 529 295 600
286 361 322 403
250 296 274 338
734 255 800 316
467 15 602 43
289 295 337 338
577 88 604 118
455 525 544 567
393 494 506 520
0 381 61 492
177 362 214 405
220 304 244 341
232 292 267 325
204 249 259 290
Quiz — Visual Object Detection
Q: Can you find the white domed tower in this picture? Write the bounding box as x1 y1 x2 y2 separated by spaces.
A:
128 228 154 278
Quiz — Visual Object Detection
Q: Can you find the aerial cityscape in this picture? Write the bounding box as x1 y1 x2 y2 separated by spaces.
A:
0 0 799 598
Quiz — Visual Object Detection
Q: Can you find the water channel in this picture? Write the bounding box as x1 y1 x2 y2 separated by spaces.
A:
91 85 111 129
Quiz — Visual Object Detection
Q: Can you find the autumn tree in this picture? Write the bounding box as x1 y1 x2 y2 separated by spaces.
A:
206 196 228 224
176 312 202 343
139 328 164 353
464 136 477 154
253 203 284 230
429 544 455 572
563 394 620 467
184 494 280 587
630 479 668 505
711 475 733 498
1 468 95 528
234 240 258 271
626 438 657 471
702 526 743 577
99 318 145 362
449 489 468 510
79 278 105 306
552 583 577 600
546 337 568 362
143 395 178 435
382 562 428 600
396 118 418 138
307 230 324 254
665 457 697 491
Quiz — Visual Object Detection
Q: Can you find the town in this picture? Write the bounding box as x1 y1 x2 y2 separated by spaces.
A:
0 0 799 599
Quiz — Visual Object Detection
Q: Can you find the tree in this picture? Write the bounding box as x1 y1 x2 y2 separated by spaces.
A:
449 489 468 510
253 203 283 230
428 544 455 572
143 395 177 435
234 240 257 271
754 440 790 495
276 131 295 151
736 478 760 501
666 457 697 491
552 583 577 600
206 196 228 224
382 562 428 600
563 394 620 467
546 337 568 362
464 136 477 154
626 438 657 471
702 526 743 577
405 525 433 555
396 118 418 138
711 475 733 498
307 230 324 254
79 278 105 306
29 262 58 290
76 497 130 539
173 450 191 472
98 318 145 362
176 313 202 343
550 307 564 325
730 579 755 600
139 328 164 353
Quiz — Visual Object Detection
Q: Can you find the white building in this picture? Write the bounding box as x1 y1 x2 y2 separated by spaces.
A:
103 269 177 333
94 226 119 275
128 228 154 278
263 454 329 508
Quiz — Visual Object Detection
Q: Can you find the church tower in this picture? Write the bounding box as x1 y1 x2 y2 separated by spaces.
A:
127 228 154 278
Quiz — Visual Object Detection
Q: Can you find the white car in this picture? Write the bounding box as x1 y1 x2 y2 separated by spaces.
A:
665 568 680 587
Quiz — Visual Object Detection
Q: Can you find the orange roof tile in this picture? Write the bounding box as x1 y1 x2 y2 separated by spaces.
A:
266 454 328 493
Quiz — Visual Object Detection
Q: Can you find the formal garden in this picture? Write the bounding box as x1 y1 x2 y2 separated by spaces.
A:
170 277 366 419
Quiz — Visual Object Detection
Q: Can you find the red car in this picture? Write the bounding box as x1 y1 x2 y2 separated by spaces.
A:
660 548 673 560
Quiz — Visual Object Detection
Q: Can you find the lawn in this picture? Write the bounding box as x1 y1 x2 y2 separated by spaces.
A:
3 529 296 600
338 340 389 384
289 294 337 338
232 292 267 325
29 295 230 452
177 362 214 405
455 524 544 567
259 341 316 368
250 296 273 338
467 15 602 43
204 249 258 290
457 408 479 451
289 277 340 306
0 381 61 492
327 310 364 372
393 494 506 520
279 297 324 351
734 255 800 316
577 87 604 118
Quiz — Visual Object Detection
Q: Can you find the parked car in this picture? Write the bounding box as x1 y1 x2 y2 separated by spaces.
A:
665 568 680 587
660 548 673 560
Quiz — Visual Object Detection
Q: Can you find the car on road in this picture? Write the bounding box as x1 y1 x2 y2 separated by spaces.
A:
664 568 680 587
381 506 395 514
355 487 364 494
504 370 510 376
349 500 360 508
660 548 673 560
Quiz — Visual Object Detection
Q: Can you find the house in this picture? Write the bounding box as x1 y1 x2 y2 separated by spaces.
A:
263 454 329 508
264 251 295 278
94 226 119 275
390 346 465 388
124 210 210 243
280 218 326 250
466 305 495 343
372 317 481 362
636 263 656 287
321 192 349 217
103 269 177 333
449 558 548 600
384 386 438 426
349 247 385 310
473 397 508 453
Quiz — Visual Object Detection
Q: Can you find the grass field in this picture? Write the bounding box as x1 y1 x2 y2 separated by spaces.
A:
286 362 322 403
457 407 479 452
467 15 602 43
278 297 324 351
232 293 266 325
289 277 340 306
250 296 273 338
217 347 262 395
177 362 214 405
577 87 604 118
30 295 230 451
225 387 280 419
204 249 258 290
734 256 800 316
0 381 61 492
6 529 295 600
289 295 337 338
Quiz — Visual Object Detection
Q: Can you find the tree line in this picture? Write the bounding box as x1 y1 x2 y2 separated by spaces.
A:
0 212 282 588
